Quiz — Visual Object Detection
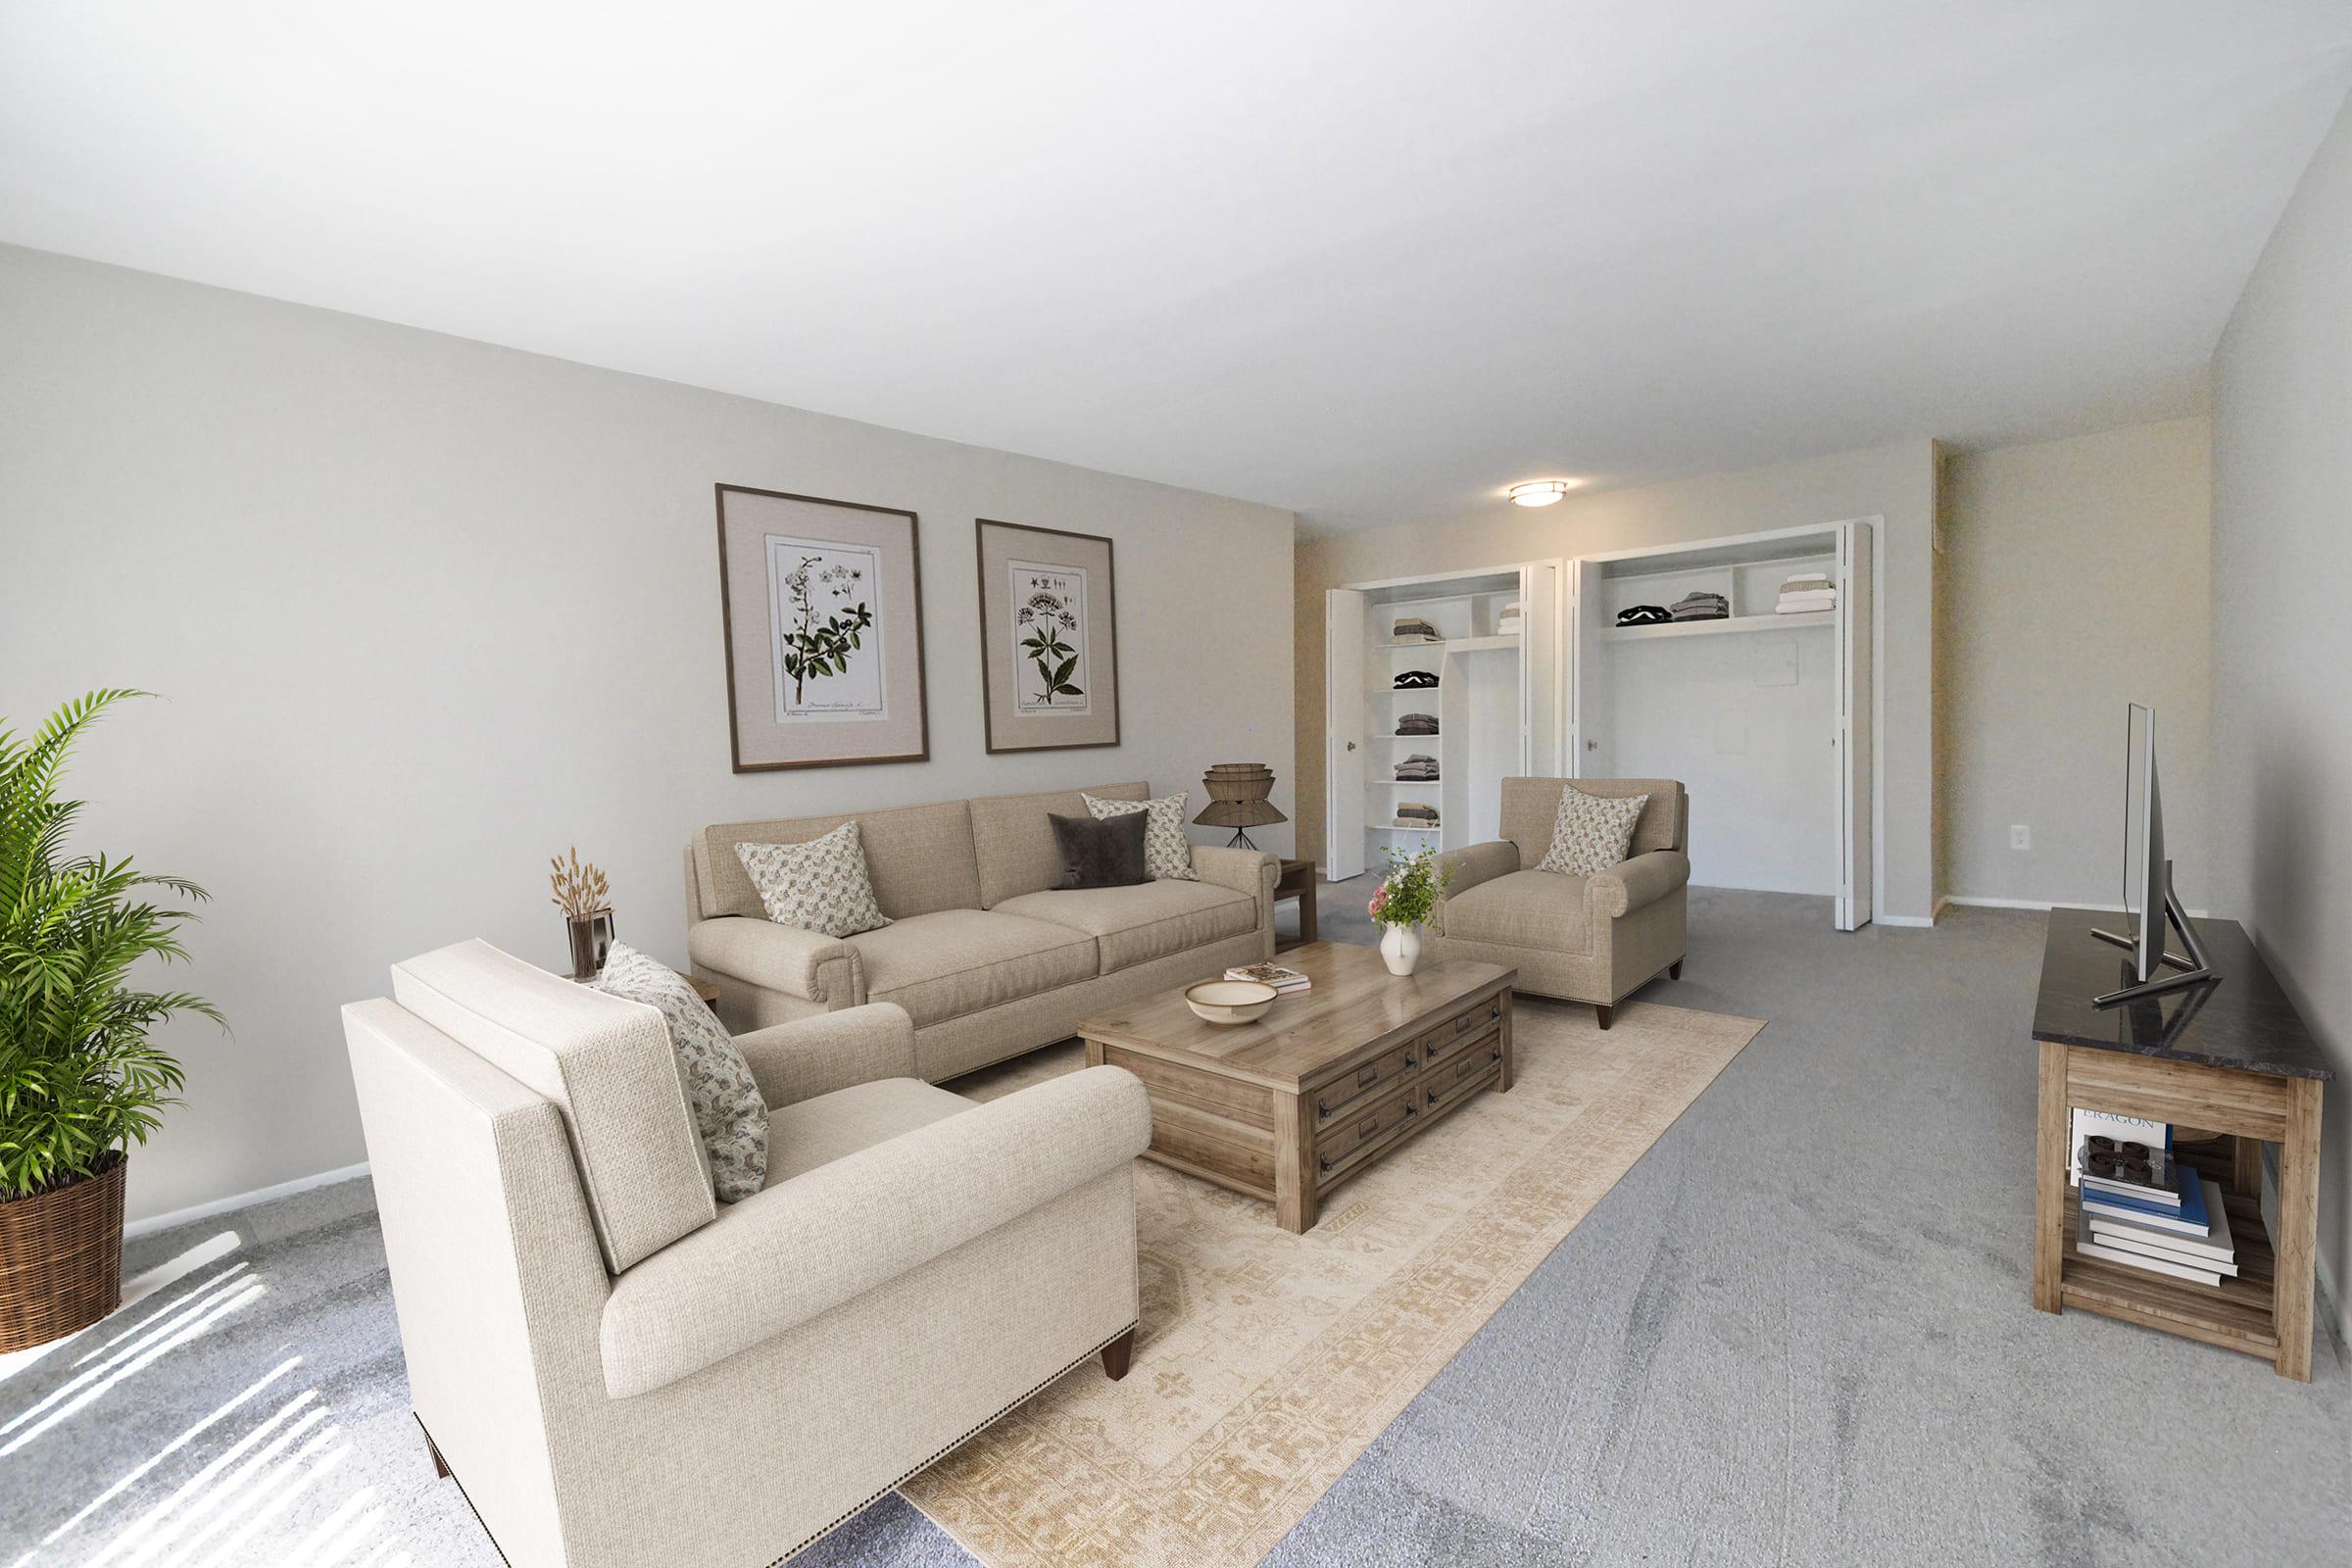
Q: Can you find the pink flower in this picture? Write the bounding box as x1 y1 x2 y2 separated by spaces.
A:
1368 885 1389 919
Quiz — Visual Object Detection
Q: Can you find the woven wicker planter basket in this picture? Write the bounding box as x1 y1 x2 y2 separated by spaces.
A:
0 1152 125 1352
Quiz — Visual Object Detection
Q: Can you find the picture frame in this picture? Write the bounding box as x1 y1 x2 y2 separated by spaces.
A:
715 484 930 771
975 517 1121 753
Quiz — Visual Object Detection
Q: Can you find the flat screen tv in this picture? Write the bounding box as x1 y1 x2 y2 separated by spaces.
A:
2089 703 2216 1005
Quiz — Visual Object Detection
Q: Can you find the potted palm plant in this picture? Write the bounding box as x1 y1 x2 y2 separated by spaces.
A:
0 690 220 1351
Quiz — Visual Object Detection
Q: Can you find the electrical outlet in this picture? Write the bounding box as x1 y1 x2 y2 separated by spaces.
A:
2011 824 2032 851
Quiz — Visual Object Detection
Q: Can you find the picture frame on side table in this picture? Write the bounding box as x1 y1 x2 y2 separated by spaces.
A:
976 517 1120 753
715 484 930 771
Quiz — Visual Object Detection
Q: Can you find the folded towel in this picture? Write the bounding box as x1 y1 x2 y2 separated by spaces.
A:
1392 616 1441 643
1775 601 1835 614
1777 590 1837 609
1781 573 1832 591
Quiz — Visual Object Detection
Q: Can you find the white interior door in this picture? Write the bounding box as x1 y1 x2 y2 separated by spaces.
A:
1325 588 1368 880
1836 521 1875 930
1518 560 1563 775
1570 558 1613 777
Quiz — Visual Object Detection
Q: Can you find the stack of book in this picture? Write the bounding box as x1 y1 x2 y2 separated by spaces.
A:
1225 961 1311 996
2071 1113 2237 1286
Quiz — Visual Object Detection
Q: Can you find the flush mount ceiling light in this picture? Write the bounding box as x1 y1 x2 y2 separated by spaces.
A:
1507 480 1573 508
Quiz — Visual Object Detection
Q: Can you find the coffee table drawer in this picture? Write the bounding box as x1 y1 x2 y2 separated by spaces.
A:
1312 1041 1421 1128
1421 995 1507 1066
1314 1078 1420 1177
1423 1030 1503 1112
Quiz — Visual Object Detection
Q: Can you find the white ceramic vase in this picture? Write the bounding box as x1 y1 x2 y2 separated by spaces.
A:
1379 922 1422 976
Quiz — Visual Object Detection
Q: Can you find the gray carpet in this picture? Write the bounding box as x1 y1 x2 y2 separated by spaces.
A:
2 890 2343 1566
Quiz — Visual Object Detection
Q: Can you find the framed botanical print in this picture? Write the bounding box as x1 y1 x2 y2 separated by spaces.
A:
975 518 1120 753
714 484 930 770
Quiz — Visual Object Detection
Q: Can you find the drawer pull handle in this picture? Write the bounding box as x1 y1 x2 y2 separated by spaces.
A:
1318 1153 1333 1174
1427 1090 1440 1106
1358 1115 1380 1139
1317 1097 1332 1117
1403 1051 1416 1066
1356 1065 1378 1088
1491 1048 1502 1061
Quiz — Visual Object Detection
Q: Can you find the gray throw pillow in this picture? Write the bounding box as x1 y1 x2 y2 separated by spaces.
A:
594 942 768 1202
1082 791 1199 881
1050 809 1150 890
1536 786 1650 876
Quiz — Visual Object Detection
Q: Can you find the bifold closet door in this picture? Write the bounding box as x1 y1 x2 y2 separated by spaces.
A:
1325 589 1368 880
1835 521 1875 930
1518 561 1563 775
1567 558 1613 777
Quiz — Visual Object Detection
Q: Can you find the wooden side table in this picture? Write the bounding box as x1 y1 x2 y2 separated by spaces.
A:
1274 858 1318 952
2030 907 2332 1381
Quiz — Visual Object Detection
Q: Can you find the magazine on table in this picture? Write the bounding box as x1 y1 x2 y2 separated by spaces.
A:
1225 962 1311 994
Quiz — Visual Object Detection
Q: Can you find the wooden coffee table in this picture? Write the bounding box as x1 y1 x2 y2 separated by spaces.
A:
1079 941 1514 1233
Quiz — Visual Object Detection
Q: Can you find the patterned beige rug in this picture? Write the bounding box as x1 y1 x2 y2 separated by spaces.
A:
901 996 1765 1568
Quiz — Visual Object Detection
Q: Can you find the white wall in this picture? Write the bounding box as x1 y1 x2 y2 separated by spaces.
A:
0 244 1298 1225
2210 91 2352 1322
1297 440 1939 920
1937 418 2212 906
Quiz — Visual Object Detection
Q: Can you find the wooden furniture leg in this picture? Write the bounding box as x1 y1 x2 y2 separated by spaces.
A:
1100 1327 1135 1381
1298 877 1317 945
1594 1004 1613 1031
1494 991 1515 1092
1272 1089 1318 1234
2033 1039 2069 1314
419 1416 450 1479
2274 1077 2322 1382
1669 959 1683 980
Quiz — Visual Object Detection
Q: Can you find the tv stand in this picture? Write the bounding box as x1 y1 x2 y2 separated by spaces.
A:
2087 879 2217 1006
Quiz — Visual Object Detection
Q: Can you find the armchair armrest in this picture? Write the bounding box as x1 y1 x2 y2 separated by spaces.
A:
1191 844 1279 933
686 916 858 1005
734 1004 917 1107
1434 841 1519 903
1588 850 1690 919
599 1065 1152 1397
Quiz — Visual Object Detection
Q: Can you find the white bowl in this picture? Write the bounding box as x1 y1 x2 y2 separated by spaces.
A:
1184 979 1279 1025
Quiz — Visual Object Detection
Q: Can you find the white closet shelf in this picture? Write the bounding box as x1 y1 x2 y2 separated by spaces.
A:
1606 612 1835 642
1376 633 1519 652
1369 824 1442 834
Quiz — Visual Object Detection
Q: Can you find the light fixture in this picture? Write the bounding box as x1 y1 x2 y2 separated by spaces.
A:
1508 480 1572 508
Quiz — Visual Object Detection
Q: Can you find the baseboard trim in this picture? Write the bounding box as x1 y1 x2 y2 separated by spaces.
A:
1874 913 1937 927
123 1161 371 1241
1942 895 2212 918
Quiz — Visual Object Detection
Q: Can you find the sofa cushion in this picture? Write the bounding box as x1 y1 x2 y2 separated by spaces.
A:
1535 786 1649 877
1049 808 1150 889
994 880 1257 974
696 799 980 922
390 938 715 1273
762 1077 973 1184
970 781 1148 908
734 821 892 937
1082 791 1199 881
1440 870 1593 955
594 942 769 1203
851 909 1100 1028
1500 777 1684 869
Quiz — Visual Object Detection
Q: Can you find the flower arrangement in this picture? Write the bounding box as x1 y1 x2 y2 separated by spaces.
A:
1367 844 1451 931
548 848 611 920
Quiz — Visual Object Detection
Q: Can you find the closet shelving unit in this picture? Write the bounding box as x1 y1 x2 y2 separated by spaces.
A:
1324 564 1564 881
1571 520 1875 929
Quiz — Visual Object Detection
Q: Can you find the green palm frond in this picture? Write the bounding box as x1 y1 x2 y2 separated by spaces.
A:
0 690 220 1198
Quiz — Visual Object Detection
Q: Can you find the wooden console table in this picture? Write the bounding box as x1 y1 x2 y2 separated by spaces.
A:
2031 907 2332 1380
1273 858 1318 952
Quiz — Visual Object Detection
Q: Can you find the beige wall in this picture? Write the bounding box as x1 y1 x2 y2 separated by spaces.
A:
1297 440 1939 920
1936 419 2213 906
0 244 1297 1225
2210 91 2352 1324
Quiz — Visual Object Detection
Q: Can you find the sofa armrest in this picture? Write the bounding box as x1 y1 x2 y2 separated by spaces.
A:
599 1065 1152 1397
686 916 858 1005
1434 841 1519 904
1191 844 1279 930
733 1004 917 1108
1588 850 1690 919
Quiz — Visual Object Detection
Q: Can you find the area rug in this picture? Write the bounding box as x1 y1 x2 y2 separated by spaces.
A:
899 997 1765 1568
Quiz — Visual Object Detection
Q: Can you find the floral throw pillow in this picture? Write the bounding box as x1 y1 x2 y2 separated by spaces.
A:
734 821 891 937
1536 787 1649 876
594 941 768 1202
1082 792 1198 881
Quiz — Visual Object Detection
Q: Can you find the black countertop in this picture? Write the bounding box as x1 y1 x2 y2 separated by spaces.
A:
2032 906 2332 1079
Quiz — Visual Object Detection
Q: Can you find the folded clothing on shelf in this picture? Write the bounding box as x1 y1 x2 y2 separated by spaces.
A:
1494 600 1522 635
1778 571 1837 614
1391 616 1443 643
1396 712 1440 736
1394 800 1441 828
1669 591 1730 622
1394 753 1440 781
1616 605 1673 626
1393 669 1440 689
1782 573 1833 594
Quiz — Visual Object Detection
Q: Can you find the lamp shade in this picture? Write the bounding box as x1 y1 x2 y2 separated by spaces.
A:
1195 763 1285 848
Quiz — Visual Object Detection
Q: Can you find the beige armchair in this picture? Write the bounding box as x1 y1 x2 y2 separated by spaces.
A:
344 939 1151 1568
1426 777 1690 1028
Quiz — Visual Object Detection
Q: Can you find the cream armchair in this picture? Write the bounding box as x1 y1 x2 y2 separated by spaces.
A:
344 939 1151 1568
1426 777 1690 1029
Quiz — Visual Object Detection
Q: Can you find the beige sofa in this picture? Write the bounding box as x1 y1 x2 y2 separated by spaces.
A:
685 781 1279 1082
345 939 1152 1568
1427 777 1690 1029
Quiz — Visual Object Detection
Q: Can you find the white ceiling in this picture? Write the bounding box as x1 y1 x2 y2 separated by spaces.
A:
5 3 2350 532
